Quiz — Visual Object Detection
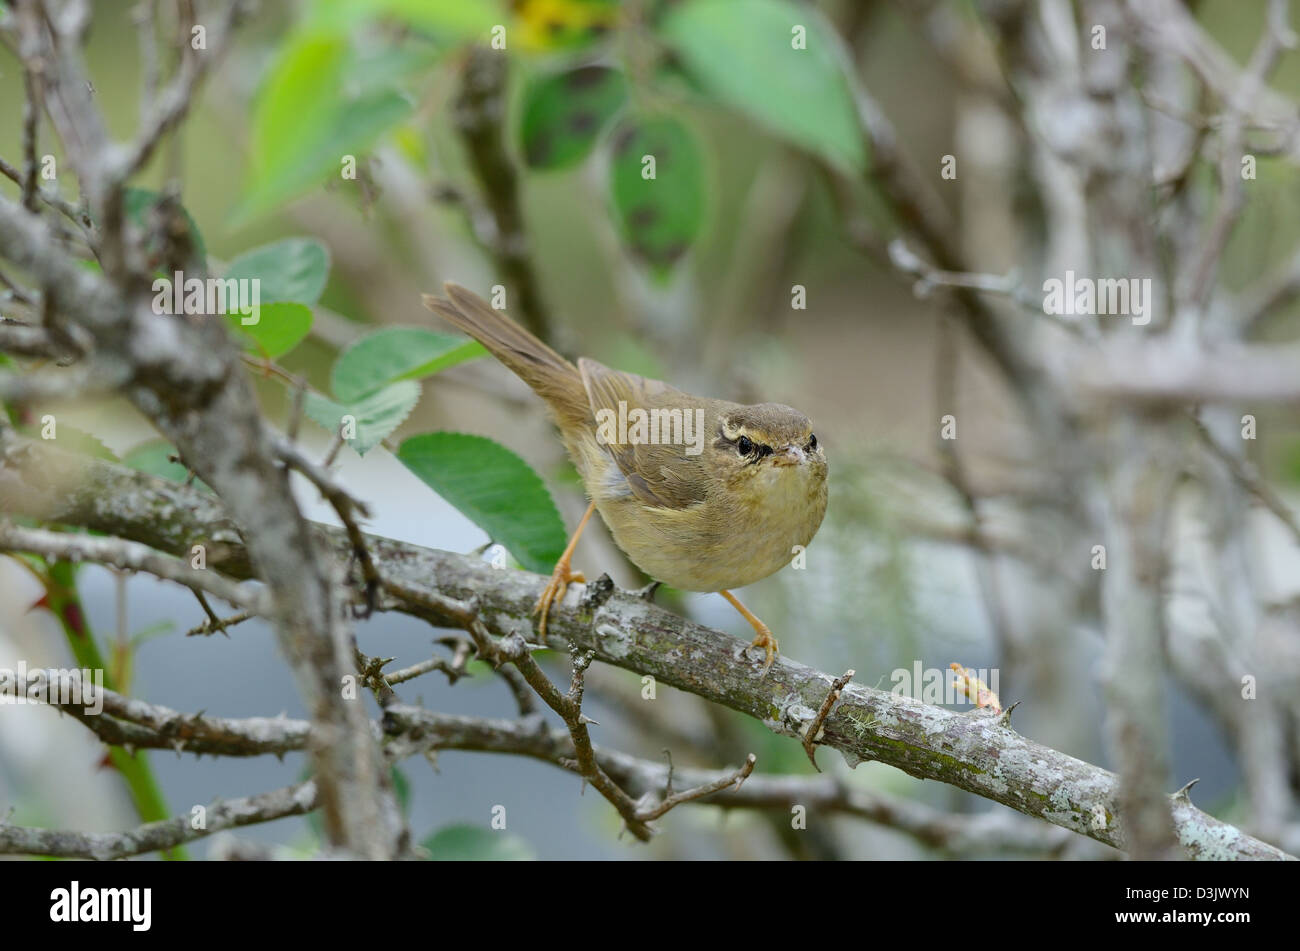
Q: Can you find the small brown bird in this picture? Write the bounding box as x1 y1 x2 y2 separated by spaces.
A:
423 284 828 672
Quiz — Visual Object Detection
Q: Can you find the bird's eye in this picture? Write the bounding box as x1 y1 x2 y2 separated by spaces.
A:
807 433 818 451
737 435 753 455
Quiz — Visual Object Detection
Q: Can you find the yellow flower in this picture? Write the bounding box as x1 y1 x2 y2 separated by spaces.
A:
512 0 619 50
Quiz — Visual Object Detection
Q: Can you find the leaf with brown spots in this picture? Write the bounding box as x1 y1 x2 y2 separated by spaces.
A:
607 114 705 278
520 65 627 170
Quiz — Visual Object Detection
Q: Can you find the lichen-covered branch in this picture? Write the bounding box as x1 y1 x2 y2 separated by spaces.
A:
0 782 316 861
20 682 1110 859
0 0 399 855
3 438 1291 861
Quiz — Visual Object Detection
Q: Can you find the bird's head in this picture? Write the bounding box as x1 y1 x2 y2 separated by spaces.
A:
713 403 827 502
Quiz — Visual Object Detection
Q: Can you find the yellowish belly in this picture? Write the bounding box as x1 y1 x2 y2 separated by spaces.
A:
595 473 827 592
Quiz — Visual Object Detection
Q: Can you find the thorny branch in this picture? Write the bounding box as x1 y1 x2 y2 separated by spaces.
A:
1 439 1292 860
0 0 401 858
8 678 1110 859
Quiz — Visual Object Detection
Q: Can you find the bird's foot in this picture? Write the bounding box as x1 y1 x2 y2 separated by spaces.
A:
534 558 585 639
719 589 780 678
747 625 780 677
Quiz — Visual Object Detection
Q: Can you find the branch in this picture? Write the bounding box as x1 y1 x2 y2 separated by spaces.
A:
1098 415 1182 859
0 155 91 229
450 46 553 340
1191 413 1300 546
0 522 269 614
46 679 312 757
1177 0 1296 310
1067 338 1300 404
0 185 400 855
4 438 1292 860
0 782 316 860
13 693 1102 859
381 708 1103 857
272 436 379 616
112 0 248 184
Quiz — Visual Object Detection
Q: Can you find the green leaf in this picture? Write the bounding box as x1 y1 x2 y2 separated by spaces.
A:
397 432 566 574
331 327 486 402
520 65 627 169
219 238 326 357
391 766 411 818
420 823 535 861
225 301 314 360
38 425 119 462
608 115 705 276
123 188 207 269
343 43 442 96
660 0 866 173
225 238 330 305
122 439 213 493
305 381 420 456
1283 439 1300 485
235 30 414 223
128 619 176 650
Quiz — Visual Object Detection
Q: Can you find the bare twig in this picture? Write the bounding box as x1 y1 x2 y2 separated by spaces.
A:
1179 0 1296 310
451 46 553 341
113 0 247 184
20 67 41 212
0 156 91 229
1190 413 1300 546
638 754 756 821
273 436 379 617
0 522 268 614
802 670 854 771
185 608 254 637
0 782 317 860
134 0 159 121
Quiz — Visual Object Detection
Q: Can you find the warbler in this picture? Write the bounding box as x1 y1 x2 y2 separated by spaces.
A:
423 284 828 672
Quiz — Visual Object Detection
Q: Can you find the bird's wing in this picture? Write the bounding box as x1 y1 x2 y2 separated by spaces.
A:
578 357 711 510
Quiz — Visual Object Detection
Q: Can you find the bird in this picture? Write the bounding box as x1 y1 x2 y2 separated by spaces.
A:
422 283 828 673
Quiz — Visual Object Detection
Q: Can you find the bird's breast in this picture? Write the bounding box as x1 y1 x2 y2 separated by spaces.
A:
595 460 827 593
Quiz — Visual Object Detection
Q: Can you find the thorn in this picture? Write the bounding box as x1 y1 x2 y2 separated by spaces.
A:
734 753 757 790
1173 778 1200 802
579 573 616 612
631 580 662 602
997 699 1022 728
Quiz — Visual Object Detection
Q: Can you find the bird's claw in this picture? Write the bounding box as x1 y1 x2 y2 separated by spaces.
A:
534 560 584 639
748 628 779 678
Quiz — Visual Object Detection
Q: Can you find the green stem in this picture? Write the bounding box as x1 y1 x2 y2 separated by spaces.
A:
42 559 189 861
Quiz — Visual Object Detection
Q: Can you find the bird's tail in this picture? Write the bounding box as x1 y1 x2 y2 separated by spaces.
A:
422 283 589 427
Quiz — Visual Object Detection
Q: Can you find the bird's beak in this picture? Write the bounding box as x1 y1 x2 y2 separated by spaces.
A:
772 446 805 467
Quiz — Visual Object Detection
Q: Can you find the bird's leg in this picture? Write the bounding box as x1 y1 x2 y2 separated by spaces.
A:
534 500 596 640
719 589 779 674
